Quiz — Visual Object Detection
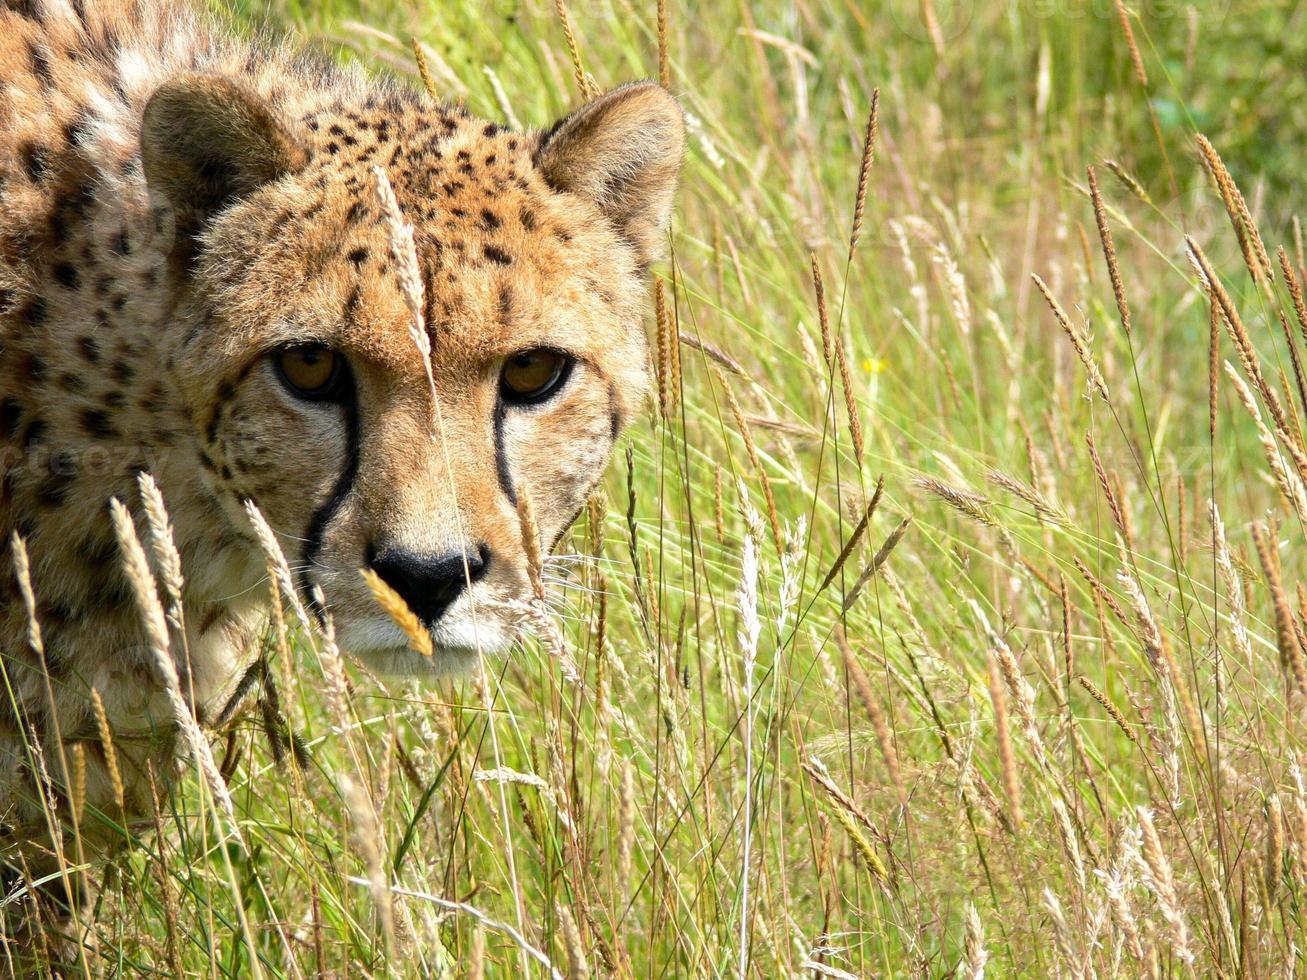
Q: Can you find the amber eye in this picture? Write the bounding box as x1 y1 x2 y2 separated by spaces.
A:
500 348 572 405
275 344 344 401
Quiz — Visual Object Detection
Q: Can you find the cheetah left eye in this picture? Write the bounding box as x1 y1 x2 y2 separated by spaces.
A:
500 349 573 405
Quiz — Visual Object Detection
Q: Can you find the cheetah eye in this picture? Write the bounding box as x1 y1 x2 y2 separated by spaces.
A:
500 348 572 405
275 344 346 401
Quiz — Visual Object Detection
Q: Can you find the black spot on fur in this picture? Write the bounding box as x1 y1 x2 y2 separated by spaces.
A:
80 409 114 438
52 262 79 289
27 41 54 90
520 208 536 230
481 209 501 230
25 354 46 382
37 471 75 508
78 335 100 363
484 245 513 266
59 372 86 394
63 111 91 146
19 297 46 327
0 400 22 439
110 359 134 383
22 418 47 450
483 123 501 137
110 229 130 255
347 246 368 266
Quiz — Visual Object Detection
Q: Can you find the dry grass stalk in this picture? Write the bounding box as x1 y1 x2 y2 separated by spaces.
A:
817 476 883 595
841 516 911 613
847 89 880 261
360 569 433 657
1072 556 1130 629
618 760 636 892
1282 246 1307 349
829 802 887 881
1085 431 1130 541
137 473 184 628
932 243 972 336
1113 0 1148 87
1136 807 1194 964
654 278 671 418
1117 568 1204 751
1102 159 1151 204
553 0 595 99
800 758 883 845
920 0 945 56
66 745 87 840
410 37 438 99
1211 503 1252 690
1196 134 1273 288
917 477 996 527
110 498 241 832
678 329 745 377
147 764 184 978
9 536 70 809
714 366 784 555
986 651 1023 832
1267 794 1285 903
342 771 394 953
1087 165 1132 337
245 500 313 631
834 328 865 466
374 166 443 443
1251 522 1307 697
1190 242 1300 462
655 0 669 89
986 469 1066 525
833 627 906 807
1226 364 1307 521
1208 291 1220 440
557 903 588 979
961 901 987 979
90 687 124 812
810 253 834 368
515 483 545 600
1032 273 1109 400
714 465 725 541
1077 676 1138 745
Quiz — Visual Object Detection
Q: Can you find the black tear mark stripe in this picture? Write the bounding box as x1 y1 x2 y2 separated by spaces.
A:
299 364 360 622
493 395 516 506
495 376 625 519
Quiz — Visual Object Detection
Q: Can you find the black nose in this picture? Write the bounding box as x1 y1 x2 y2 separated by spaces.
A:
369 544 490 626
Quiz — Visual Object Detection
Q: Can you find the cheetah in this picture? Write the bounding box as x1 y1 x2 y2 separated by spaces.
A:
0 0 682 909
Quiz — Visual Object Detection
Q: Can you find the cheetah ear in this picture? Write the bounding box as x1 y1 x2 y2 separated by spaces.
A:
141 74 307 237
535 82 684 268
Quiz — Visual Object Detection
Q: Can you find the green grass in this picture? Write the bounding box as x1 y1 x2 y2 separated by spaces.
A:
21 0 1307 974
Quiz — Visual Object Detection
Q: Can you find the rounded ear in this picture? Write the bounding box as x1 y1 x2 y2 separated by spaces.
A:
141 74 307 238
534 82 685 269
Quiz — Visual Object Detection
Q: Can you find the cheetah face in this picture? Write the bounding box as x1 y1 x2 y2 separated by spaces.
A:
141 76 683 673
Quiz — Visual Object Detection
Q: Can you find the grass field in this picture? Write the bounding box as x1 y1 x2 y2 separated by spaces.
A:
21 0 1307 975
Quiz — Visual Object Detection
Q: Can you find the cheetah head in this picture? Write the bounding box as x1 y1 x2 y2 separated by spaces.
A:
140 74 683 674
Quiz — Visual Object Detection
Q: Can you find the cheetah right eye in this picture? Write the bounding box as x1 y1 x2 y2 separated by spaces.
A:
274 344 348 402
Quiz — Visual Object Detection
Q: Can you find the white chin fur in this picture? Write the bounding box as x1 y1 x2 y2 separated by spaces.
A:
335 617 512 677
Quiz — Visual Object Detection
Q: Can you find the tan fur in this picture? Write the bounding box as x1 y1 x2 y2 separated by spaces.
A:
0 0 682 863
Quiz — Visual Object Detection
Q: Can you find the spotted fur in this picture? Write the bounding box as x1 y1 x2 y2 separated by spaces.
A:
0 0 682 860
